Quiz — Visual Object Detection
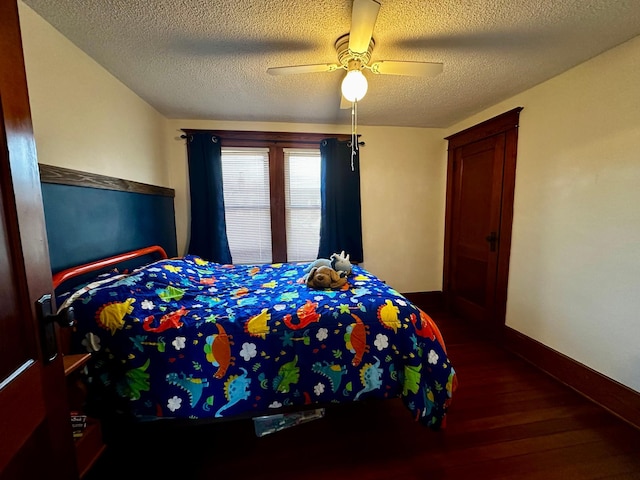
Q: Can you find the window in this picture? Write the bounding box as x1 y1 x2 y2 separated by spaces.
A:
221 148 272 264
221 147 320 264
284 149 321 262
198 130 351 265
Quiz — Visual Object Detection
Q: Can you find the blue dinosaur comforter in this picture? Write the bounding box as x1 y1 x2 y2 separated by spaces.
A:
61 255 456 429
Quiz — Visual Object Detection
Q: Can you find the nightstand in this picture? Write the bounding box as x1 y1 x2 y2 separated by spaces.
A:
64 353 106 478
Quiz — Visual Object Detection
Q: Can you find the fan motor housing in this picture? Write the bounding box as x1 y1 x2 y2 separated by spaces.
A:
335 34 375 67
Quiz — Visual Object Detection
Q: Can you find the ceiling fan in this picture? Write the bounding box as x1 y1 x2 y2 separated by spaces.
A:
267 0 443 108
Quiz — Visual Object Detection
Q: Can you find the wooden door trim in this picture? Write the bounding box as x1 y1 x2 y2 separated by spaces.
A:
445 107 523 148
443 107 523 325
493 123 520 323
0 0 77 476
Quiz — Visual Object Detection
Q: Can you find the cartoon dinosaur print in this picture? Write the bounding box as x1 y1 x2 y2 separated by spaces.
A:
402 364 422 396
165 372 209 408
95 298 136 334
110 272 143 287
163 264 183 274
244 308 271 339
344 313 369 366
130 335 166 352
311 361 347 393
419 386 436 421
248 266 260 276
279 329 311 347
446 369 457 400
122 358 151 400
156 285 185 302
215 368 251 418
197 275 217 285
354 356 383 400
278 291 299 303
349 287 371 301
195 294 222 307
231 287 249 299
377 299 401 333
283 300 321 330
410 310 436 339
143 306 188 332
272 356 300 393
204 323 234 379
238 296 259 308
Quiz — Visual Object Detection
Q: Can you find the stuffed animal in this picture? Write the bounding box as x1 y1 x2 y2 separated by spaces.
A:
306 266 347 290
331 251 352 276
304 251 352 276
304 257 332 272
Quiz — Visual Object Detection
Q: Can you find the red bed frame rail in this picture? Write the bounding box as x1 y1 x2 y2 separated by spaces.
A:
52 245 168 289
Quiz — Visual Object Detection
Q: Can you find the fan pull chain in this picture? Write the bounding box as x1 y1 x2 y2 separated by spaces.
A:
350 100 358 171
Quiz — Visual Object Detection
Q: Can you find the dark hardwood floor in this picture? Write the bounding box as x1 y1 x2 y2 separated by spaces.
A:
85 312 640 479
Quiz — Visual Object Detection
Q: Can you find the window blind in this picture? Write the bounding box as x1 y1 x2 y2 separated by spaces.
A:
284 148 321 262
221 147 272 264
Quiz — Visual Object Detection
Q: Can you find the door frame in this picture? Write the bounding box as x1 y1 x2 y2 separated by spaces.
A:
443 107 523 326
0 0 77 477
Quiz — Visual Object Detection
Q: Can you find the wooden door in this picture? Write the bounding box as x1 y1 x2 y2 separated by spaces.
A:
443 108 522 327
0 1 77 478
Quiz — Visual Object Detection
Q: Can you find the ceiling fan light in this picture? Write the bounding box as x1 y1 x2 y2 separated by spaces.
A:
341 69 368 102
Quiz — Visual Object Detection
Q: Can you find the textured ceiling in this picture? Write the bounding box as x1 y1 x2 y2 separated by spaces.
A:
22 0 640 128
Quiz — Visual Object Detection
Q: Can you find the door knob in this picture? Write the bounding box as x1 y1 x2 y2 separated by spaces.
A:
485 231 499 252
37 294 75 363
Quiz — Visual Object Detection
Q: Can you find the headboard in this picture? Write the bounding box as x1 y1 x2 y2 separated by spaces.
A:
39 164 178 274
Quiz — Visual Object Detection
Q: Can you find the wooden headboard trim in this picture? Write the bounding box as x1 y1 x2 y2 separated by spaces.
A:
39 164 174 198
52 245 168 289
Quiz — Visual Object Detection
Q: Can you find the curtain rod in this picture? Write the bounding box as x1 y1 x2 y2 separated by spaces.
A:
179 129 364 147
179 134 365 147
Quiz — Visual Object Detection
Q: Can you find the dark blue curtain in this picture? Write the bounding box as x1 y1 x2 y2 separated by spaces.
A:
185 132 232 264
318 138 363 263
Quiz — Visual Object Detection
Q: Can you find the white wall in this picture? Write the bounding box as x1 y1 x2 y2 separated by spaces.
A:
165 120 448 294
18 2 169 187
447 35 640 393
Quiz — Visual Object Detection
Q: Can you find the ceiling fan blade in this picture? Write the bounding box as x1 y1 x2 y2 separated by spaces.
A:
267 63 341 75
348 0 380 54
370 61 444 77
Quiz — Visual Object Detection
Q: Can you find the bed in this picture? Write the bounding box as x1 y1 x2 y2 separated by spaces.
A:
55 247 457 431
